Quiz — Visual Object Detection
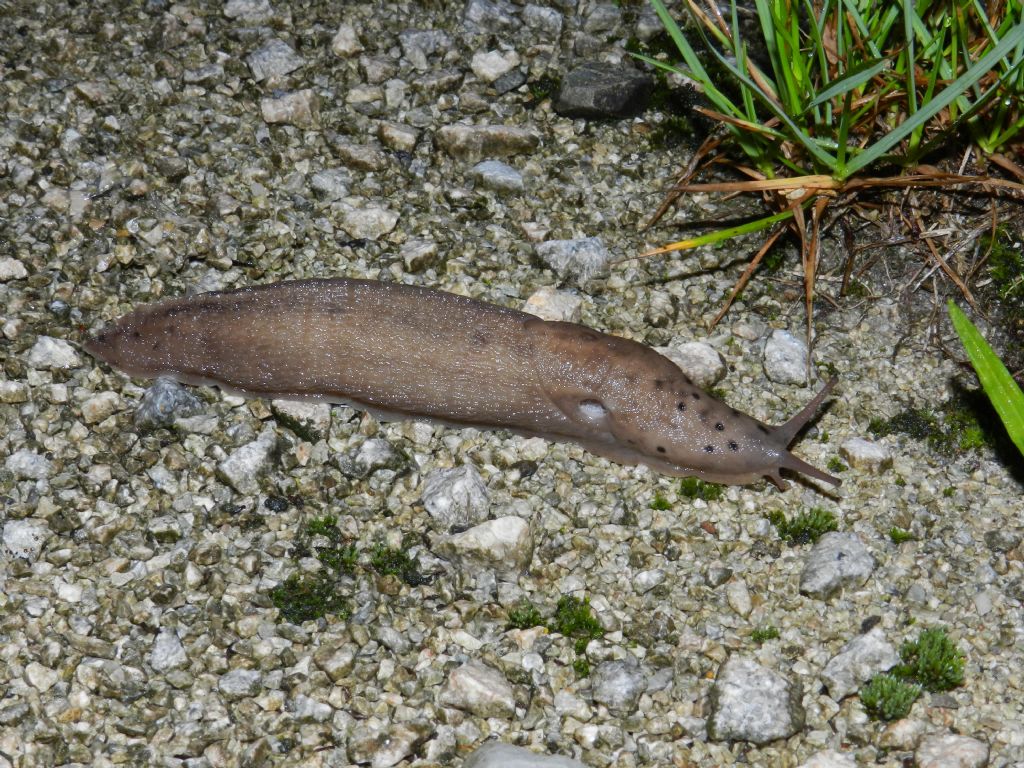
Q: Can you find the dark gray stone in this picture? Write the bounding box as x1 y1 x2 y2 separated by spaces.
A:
553 62 653 119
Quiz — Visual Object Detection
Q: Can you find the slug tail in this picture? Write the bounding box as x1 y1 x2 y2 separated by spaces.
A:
772 376 838 446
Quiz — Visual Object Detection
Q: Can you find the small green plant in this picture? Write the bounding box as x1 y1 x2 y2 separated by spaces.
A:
370 544 421 585
869 399 991 456
650 493 672 510
507 602 545 631
859 626 966 720
270 573 349 624
550 596 604 654
860 673 922 721
895 628 966 692
949 301 1024 457
679 477 724 501
889 527 914 544
767 507 838 545
306 515 339 539
572 657 592 678
751 625 780 643
826 457 847 473
317 544 358 574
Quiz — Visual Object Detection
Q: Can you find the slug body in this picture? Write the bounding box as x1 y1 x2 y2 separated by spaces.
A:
85 279 839 488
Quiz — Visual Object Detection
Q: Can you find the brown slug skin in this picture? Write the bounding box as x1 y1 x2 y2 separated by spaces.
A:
85 279 840 488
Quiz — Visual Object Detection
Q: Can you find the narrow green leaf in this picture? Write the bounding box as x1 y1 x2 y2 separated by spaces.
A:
948 302 1024 456
809 58 890 108
845 20 1024 176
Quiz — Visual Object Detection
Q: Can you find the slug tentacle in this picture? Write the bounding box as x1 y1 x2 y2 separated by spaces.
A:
85 279 840 489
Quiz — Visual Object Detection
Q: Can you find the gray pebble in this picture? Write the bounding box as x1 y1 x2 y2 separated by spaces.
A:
370 722 431 768
81 391 121 424
523 286 582 322
463 0 518 31
591 658 648 714
0 381 29 403
439 661 515 718
553 62 653 119
535 237 611 284
3 520 49 560
331 23 363 57
223 0 273 23
435 124 539 162
341 206 399 240
471 50 520 83
246 39 304 82
820 626 899 700
149 629 188 672
271 399 332 442
471 160 524 192
707 655 805 744
983 528 1021 553
421 464 489 528
216 427 277 495
799 532 876 599
343 438 405 478
26 336 80 369
797 751 857 768
915 734 989 768
309 169 350 201
218 669 262 699
763 329 809 385
434 516 533 580
399 29 452 70
134 377 203 430
522 5 563 39
839 437 892 473
401 239 439 272
463 742 586 768
0 257 28 281
292 694 332 723
658 341 726 389
260 89 318 127
5 449 53 480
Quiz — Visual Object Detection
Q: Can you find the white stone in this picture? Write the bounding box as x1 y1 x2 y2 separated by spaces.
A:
26 336 81 369
435 517 533 580
763 329 809 385
341 206 399 240
439 661 515 718
797 750 857 768
0 257 28 281
149 629 188 672
331 23 364 57
839 437 892 473
471 50 521 82
523 287 582 322
821 627 899 700
915 734 989 768
5 449 53 480
3 520 49 560
659 341 726 389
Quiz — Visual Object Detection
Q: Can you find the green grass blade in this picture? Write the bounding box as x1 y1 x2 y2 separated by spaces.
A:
809 58 890 108
845 19 1024 176
948 301 1024 456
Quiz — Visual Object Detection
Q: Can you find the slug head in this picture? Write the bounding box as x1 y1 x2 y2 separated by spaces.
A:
607 374 842 489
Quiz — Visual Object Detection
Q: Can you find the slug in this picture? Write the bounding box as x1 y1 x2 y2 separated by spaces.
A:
84 278 840 488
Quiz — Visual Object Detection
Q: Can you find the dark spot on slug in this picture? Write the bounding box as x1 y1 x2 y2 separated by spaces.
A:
131 330 141 339
691 392 700 400
728 440 739 451
704 445 714 453
150 341 161 351
656 446 666 453
654 379 665 390
472 330 489 346
677 402 686 411
715 422 724 431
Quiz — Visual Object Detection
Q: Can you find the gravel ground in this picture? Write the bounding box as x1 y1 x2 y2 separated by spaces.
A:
2 1 1022 767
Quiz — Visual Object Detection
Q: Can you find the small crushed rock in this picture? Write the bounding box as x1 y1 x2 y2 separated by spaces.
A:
820 626 900 700
763 329 810 385
707 655 806 744
553 61 654 118
799 532 876 599
421 464 490 528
